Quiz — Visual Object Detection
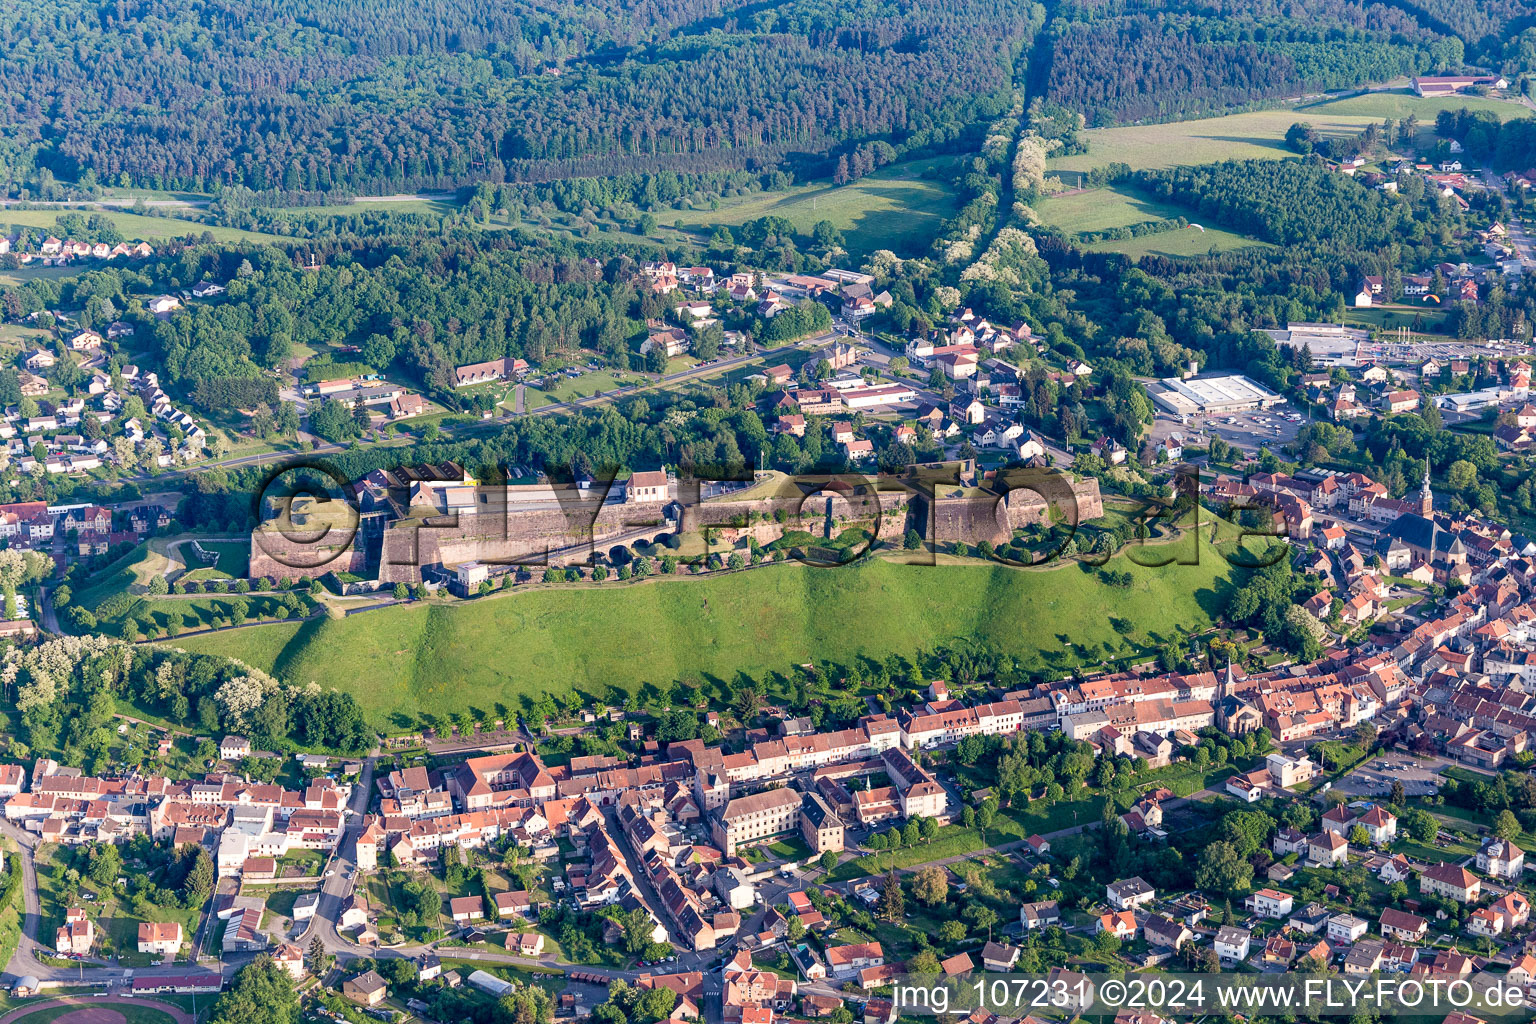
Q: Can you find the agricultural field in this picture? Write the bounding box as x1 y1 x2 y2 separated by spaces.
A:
168 526 1262 731
660 156 965 256
1048 90 1533 179
1304 89 1529 124
272 196 460 219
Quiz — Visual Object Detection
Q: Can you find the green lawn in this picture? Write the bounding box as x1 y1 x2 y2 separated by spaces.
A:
661 156 965 256
166 536 1254 730
521 369 639 407
179 540 250 581
1345 304 1451 334
1048 93 1532 178
765 837 813 861
264 888 316 918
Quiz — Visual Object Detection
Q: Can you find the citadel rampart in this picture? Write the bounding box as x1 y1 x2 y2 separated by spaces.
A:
249 473 1101 583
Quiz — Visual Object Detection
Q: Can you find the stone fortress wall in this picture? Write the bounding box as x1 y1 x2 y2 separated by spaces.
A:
250 472 1101 582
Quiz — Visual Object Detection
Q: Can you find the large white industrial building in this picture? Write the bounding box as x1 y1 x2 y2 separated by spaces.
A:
1149 374 1285 416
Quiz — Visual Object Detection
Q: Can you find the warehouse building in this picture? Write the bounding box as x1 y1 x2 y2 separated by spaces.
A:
1149 374 1285 416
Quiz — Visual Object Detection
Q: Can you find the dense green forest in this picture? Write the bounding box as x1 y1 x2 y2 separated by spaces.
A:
1132 158 1464 248
1 0 1518 204
1039 0 1464 125
0 0 1041 196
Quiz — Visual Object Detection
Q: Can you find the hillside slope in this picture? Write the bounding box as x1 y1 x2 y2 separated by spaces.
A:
169 535 1257 730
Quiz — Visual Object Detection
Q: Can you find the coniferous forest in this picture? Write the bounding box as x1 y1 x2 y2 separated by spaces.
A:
1 0 1524 201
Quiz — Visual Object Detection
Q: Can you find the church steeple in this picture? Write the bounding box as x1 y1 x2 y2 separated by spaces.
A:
1419 457 1432 514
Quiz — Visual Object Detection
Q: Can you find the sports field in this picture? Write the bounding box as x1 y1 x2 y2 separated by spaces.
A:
1344 303 1451 334
1048 90 1532 178
662 156 965 255
168 533 1261 731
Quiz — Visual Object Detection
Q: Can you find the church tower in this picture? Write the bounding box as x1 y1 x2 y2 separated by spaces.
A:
1216 655 1235 730
1418 457 1433 515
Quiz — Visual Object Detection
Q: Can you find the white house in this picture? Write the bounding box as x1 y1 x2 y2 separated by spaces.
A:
1326 914 1368 944
1477 837 1525 880
1106 877 1155 911
1244 889 1294 919
1214 926 1251 964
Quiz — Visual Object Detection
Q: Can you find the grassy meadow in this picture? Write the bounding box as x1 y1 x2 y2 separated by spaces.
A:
1048 90 1532 179
0 208 285 243
1085 225 1270 258
659 156 965 255
1034 184 1271 258
166 531 1259 731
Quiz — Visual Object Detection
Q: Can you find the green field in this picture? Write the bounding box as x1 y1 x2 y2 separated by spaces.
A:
0 323 52 349
0 208 286 243
1035 187 1195 235
274 197 460 218
0 265 84 288
662 156 964 255
1035 184 1269 257
519 369 642 408
1302 89 1529 124
1344 303 1451 334
1086 225 1270 259
1048 91 1533 178
167 537 1255 730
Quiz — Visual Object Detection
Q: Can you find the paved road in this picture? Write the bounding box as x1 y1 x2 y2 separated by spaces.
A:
36 588 60 634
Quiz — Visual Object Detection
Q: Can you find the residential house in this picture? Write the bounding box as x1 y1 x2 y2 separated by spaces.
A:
1106 877 1155 911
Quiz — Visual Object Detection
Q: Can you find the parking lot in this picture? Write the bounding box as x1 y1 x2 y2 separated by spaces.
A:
1146 405 1307 456
1333 751 1442 798
1197 408 1306 453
